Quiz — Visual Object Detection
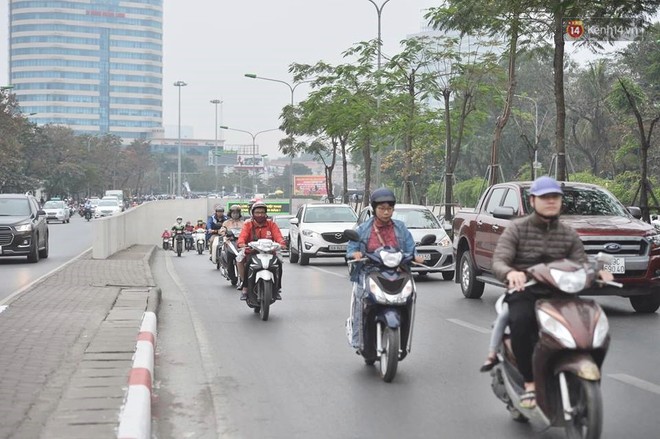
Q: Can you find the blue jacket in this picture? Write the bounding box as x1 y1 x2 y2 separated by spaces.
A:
346 217 418 282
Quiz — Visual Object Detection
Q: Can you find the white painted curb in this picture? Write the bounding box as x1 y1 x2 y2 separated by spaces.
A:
117 311 157 439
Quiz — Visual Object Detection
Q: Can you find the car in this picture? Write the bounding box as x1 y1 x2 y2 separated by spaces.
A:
94 199 122 218
42 199 71 223
289 203 359 265
355 204 455 279
0 193 49 262
272 214 294 256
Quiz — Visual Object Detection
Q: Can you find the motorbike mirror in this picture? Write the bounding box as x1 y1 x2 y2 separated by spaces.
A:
420 234 436 246
595 252 614 264
343 229 360 242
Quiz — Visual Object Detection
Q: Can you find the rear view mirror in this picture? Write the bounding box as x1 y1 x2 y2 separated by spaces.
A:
492 206 516 219
627 206 642 219
343 229 360 242
420 234 436 246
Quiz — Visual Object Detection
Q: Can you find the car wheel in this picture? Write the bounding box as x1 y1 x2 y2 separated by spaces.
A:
298 239 309 266
289 237 299 264
27 234 40 263
629 294 660 313
39 231 49 259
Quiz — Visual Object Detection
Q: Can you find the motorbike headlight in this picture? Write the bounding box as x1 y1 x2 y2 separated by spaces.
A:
537 309 576 348
302 229 319 238
592 310 609 348
15 223 33 232
379 250 403 268
550 268 587 293
369 278 385 301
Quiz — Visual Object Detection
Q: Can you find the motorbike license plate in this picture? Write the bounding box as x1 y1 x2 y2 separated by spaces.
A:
603 257 625 274
328 244 347 251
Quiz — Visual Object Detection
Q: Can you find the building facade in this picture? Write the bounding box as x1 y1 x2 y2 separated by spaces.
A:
8 0 163 140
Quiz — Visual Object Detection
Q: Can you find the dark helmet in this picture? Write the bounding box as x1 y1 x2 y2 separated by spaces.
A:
229 205 242 218
250 201 267 216
370 187 396 210
530 176 563 197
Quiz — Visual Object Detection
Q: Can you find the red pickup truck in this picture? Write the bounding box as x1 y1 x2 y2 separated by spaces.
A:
452 181 660 313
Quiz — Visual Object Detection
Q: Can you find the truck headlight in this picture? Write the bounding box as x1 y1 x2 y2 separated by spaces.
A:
15 223 33 232
648 234 660 250
537 309 576 348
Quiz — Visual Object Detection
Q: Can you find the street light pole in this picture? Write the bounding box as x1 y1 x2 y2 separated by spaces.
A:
220 126 279 195
244 74 312 210
174 81 187 197
515 94 539 179
210 99 222 192
367 0 390 188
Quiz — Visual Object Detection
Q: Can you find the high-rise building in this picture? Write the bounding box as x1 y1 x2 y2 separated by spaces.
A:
8 0 163 141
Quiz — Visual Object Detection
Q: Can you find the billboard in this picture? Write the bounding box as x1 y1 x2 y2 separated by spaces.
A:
294 175 327 196
227 201 291 215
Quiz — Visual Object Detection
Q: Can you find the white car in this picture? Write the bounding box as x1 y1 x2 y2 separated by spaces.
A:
289 203 358 265
94 199 122 218
355 204 455 280
42 200 70 224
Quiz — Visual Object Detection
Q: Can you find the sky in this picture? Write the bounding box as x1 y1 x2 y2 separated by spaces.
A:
0 0 438 158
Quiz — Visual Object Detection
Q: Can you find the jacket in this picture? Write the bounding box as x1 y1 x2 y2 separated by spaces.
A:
237 219 285 248
346 216 418 282
492 212 588 283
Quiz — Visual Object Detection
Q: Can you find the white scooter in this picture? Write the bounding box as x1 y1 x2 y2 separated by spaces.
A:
194 227 206 255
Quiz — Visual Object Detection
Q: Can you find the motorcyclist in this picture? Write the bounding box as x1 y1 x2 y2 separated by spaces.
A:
237 202 286 301
171 216 185 250
183 220 195 249
83 199 92 217
345 188 424 350
491 175 613 409
207 206 228 255
218 205 246 287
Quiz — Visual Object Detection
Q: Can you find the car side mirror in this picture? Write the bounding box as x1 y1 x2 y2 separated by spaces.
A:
344 229 360 242
492 206 516 219
290 218 299 225
37 209 46 217
420 234 436 246
627 206 642 219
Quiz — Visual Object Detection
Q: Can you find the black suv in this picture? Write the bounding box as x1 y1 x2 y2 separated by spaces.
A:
0 193 49 262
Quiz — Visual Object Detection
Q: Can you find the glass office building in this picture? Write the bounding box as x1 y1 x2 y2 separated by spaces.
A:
8 0 163 140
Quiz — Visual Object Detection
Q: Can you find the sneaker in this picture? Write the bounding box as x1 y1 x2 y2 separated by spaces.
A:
240 288 248 301
274 290 282 300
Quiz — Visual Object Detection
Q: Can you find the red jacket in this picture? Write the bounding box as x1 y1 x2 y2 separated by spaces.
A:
237 219 285 248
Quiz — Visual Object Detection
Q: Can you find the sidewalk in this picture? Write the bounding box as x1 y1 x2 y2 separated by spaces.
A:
0 245 159 439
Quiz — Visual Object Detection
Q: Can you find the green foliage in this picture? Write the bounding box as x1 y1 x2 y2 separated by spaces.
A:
453 177 488 207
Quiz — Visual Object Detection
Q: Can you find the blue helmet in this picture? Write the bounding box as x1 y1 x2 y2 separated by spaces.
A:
370 187 396 210
530 176 563 197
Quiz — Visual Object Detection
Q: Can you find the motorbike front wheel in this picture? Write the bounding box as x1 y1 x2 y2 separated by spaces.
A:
176 240 182 257
564 374 603 439
197 242 203 255
380 326 400 383
259 281 272 321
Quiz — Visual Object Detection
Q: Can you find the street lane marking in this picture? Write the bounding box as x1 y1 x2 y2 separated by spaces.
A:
0 305 7 315
608 374 660 396
447 318 491 334
309 266 349 279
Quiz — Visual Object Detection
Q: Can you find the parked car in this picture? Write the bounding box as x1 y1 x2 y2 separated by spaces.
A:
0 193 49 262
355 204 455 279
272 214 294 256
94 199 122 218
42 199 71 224
289 203 359 265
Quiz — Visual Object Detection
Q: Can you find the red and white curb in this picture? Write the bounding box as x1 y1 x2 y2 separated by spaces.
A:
117 311 157 439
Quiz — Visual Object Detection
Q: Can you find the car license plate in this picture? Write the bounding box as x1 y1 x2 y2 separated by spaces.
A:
328 244 347 251
419 253 431 261
603 257 625 274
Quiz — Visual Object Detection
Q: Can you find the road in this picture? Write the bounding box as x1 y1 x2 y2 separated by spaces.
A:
0 214 92 302
152 250 660 439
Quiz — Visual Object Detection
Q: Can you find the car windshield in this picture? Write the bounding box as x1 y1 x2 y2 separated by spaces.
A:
0 198 31 216
43 201 64 209
273 216 293 229
304 207 358 223
523 186 628 216
392 208 442 229
99 200 118 207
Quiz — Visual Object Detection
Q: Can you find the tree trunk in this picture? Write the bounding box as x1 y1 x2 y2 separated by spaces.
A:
553 12 567 181
362 137 372 207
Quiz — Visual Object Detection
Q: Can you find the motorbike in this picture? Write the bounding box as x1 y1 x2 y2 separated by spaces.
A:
240 239 282 321
488 253 621 438
194 228 206 255
173 229 184 257
162 231 172 250
84 207 92 221
219 227 242 285
184 230 194 251
344 229 435 383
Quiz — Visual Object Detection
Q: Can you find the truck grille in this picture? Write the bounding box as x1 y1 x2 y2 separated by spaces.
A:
580 236 646 256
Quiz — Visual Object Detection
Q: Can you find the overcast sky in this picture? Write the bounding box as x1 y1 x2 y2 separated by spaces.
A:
0 0 437 157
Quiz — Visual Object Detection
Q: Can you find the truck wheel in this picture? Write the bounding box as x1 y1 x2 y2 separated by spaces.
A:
629 294 660 313
459 252 484 299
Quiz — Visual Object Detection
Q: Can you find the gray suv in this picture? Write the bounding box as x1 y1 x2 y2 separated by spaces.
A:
0 194 49 262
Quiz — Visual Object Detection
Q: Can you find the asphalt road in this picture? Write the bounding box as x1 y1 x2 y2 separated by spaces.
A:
153 250 660 439
0 213 92 302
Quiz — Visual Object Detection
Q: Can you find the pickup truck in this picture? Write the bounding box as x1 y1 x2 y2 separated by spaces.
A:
452 181 660 313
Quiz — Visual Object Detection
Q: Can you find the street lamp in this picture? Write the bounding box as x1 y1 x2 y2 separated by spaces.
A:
367 0 390 188
514 94 540 179
244 73 312 209
210 99 223 192
220 126 279 195
174 80 187 197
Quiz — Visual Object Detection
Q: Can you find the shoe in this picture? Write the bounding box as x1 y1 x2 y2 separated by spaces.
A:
240 288 248 301
519 390 536 409
236 283 243 291
274 290 282 300
479 355 499 373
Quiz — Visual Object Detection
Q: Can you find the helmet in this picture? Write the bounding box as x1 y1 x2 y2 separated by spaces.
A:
176 216 183 221
229 205 242 218
530 176 563 197
185 221 191 225
250 201 267 216
197 219 204 223
370 187 396 210
214 205 225 213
